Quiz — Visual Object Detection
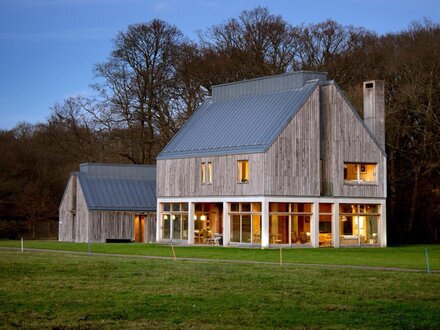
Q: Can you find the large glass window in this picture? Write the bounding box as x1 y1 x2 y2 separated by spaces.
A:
269 203 312 245
319 203 333 247
229 202 261 244
238 160 249 183
339 204 379 246
161 203 188 241
344 163 377 184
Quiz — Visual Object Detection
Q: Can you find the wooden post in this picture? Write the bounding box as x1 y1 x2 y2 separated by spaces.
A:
425 247 431 274
280 246 283 267
21 237 24 253
171 244 177 261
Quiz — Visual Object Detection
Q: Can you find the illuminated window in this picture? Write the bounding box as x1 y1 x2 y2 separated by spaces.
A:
344 163 377 184
208 162 212 184
201 161 213 184
238 160 249 183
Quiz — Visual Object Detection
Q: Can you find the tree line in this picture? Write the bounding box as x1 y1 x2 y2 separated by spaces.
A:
0 8 438 243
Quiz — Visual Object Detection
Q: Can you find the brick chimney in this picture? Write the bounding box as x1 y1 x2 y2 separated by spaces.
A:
363 80 385 150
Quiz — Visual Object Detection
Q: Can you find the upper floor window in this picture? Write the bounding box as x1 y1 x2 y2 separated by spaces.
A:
344 163 377 184
201 161 212 184
237 160 249 183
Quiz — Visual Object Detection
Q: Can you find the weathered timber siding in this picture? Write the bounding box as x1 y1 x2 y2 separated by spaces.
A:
88 211 156 243
74 181 89 242
157 153 265 197
264 87 320 196
58 175 76 242
157 88 320 198
59 174 88 242
320 84 386 198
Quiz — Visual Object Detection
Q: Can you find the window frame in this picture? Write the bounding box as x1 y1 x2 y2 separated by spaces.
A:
237 160 249 183
343 162 377 185
201 161 213 185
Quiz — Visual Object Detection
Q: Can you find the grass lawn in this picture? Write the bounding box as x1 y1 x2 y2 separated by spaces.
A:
0 249 439 329
0 240 439 270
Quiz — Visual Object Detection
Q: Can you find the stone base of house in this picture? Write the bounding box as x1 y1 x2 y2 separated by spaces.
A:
156 197 386 248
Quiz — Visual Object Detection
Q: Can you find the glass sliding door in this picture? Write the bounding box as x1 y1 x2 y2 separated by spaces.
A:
339 204 380 246
229 202 261 244
161 203 188 241
269 203 312 246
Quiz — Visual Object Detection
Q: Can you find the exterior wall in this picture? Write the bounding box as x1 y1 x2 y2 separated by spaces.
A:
88 211 156 243
157 153 265 197
58 175 76 242
320 84 386 198
58 174 89 243
157 87 321 199
74 181 89 242
264 87 320 196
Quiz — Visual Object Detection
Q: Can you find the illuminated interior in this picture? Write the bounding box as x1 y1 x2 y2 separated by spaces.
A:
269 203 312 245
339 204 379 245
344 163 377 183
194 203 223 244
319 203 332 247
238 160 249 183
134 215 145 242
161 203 188 241
229 202 261 244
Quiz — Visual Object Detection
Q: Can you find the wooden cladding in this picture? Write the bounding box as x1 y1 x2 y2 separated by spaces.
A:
157 83 385 199
157 88 321 198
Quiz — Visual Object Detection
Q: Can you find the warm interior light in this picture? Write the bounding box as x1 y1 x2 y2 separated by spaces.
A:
200 215 207 221
164 215 168 220
172 214 176 220
341 216 347 222
194 215 197 220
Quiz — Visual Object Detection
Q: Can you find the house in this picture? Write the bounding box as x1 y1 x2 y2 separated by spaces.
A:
59 163 157 243
156 71 387 248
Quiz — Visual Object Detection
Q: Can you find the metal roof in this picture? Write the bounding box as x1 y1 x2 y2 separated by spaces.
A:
79 163 156 180
77 167 157 212
157 79 320 160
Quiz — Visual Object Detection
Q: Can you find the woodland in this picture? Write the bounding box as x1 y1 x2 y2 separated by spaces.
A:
0 8 438 244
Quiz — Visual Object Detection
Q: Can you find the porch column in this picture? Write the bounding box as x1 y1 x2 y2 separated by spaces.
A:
380 201 387 247
188 202 195 245
311 202 319 248
261 198 269 248
222 201 229 245
332 202 340 248
156 200 161 242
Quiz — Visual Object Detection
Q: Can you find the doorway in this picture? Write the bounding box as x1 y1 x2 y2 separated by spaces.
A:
134 215 145 242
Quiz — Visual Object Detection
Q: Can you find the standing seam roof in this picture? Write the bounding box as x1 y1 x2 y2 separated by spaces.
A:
77 172 156 211
157 80 319 159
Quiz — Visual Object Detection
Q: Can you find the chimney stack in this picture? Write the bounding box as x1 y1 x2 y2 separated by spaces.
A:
363 80 385 150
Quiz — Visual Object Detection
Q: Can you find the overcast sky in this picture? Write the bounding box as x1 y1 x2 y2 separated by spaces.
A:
0 0 439 129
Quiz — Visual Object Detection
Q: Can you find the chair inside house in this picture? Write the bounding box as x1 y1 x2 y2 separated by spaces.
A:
291 231 298 243
300 232 308 244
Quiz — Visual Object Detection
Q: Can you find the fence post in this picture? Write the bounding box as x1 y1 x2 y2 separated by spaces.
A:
171 243 177 261
88 239 91 256
280 246 283 267
425 247 431 274
21 237 24 253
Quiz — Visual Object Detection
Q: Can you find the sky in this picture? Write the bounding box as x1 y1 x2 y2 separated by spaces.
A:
0 0 439 130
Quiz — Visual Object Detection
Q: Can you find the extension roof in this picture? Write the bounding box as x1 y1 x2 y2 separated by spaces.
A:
157 71 327 160
76 163 156 211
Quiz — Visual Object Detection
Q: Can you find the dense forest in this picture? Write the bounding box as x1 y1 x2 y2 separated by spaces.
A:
0 8 438 244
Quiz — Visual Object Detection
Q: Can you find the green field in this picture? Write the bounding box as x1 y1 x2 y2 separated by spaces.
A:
0 244 439 329
0 240 439 270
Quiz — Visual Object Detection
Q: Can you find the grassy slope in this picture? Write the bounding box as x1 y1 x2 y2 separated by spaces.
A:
0 250 439 329
0 240 439 270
